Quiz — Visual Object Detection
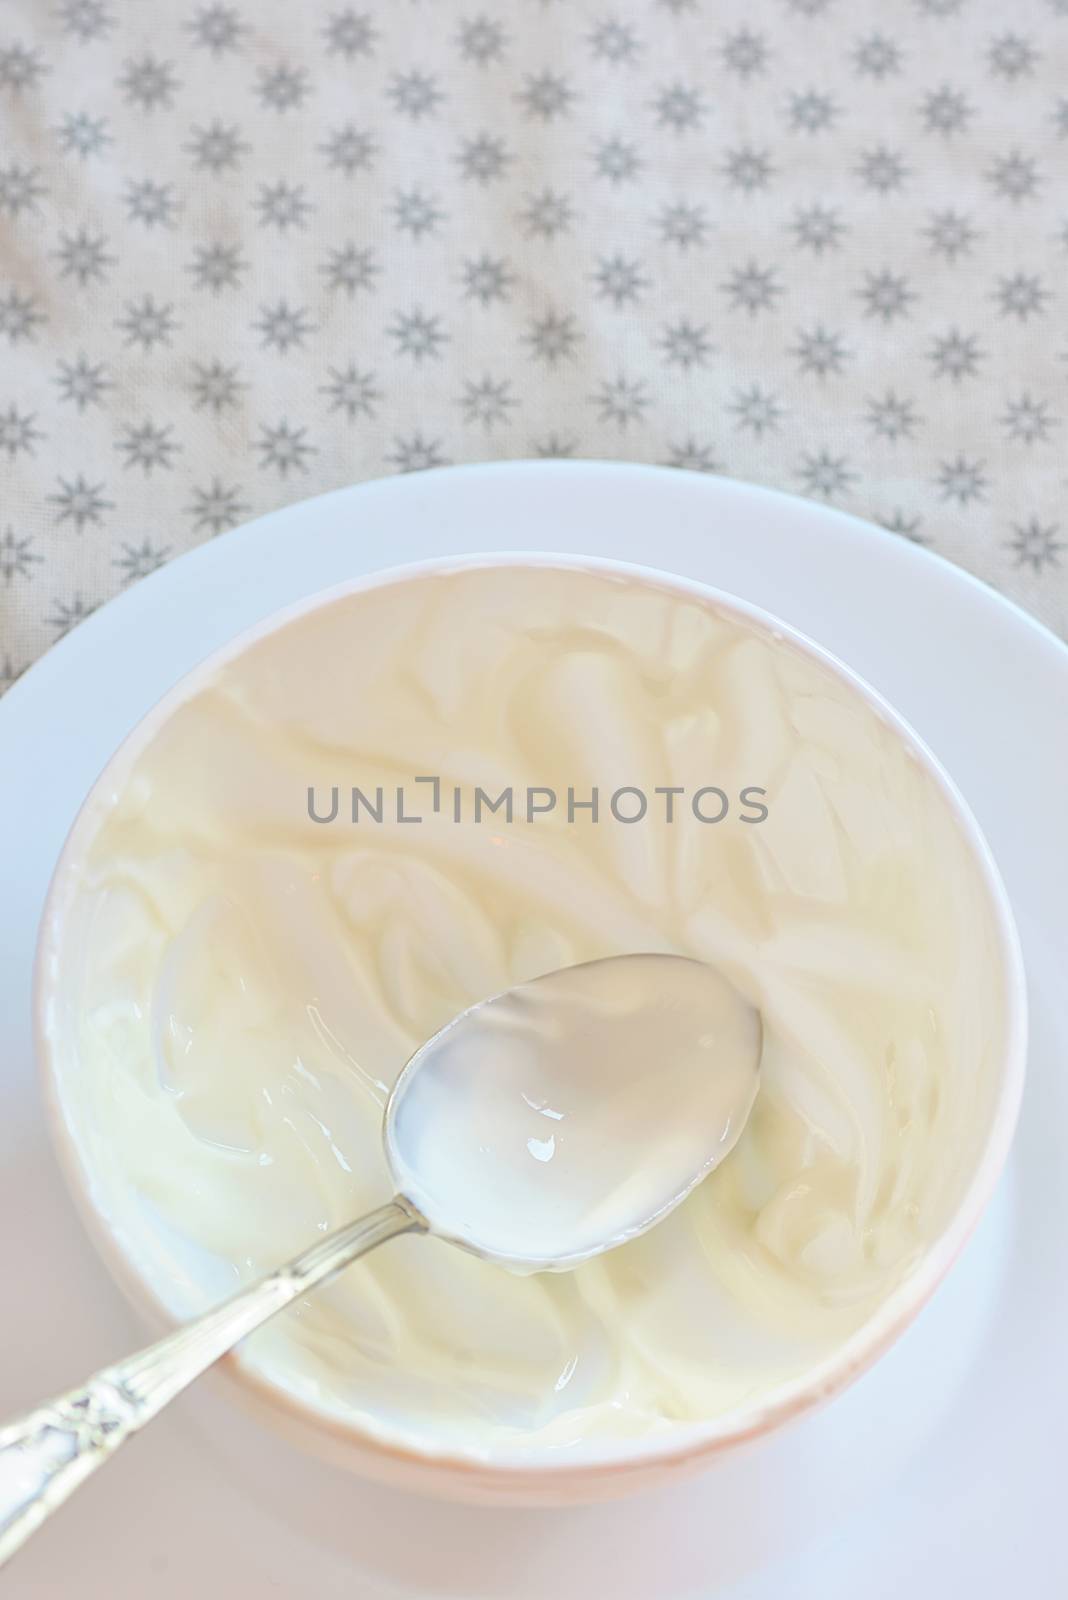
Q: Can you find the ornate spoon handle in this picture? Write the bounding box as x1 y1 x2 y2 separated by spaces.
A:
0 1198 423 1570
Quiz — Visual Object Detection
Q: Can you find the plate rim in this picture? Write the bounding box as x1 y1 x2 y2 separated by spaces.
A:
2 460 1065 1590
6 461 1068 726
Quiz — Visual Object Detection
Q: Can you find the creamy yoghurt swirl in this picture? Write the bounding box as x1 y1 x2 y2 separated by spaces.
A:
45 562 1006 1458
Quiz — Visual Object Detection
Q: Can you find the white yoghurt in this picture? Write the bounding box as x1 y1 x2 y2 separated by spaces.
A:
45 563 1007 1458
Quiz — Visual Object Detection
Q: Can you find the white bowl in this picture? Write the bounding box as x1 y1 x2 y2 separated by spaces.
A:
35 553 1027 1505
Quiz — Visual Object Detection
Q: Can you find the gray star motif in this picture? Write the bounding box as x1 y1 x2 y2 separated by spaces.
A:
988 33 1039 80
116 420 180 474
524 309 582 365
880 510 926 544
254 300 316 354
54 228 115 288
792 325 851 379
798 451 856 501
591 374 650 429
1007 518 1062 572
936 454 988 505
388 70 445 120
721 28 769 79
321 364 381 420
55 354 112 411
187 478 249 533
531 434 579 458
0 164 46 218
387 434 450 473
923 208 979 260
723 260 782 316
55 112 111 159
653 82 706 134
0 526 42 583
47 595 100 637
859 269 915 322
186 5 244 53
256 421 317 477
593 137 642 184
0 655 25 694
921 84 974 137
592 253 649 308
57 0 114 40
729 384 783 436
865 390 920 441
324 9 377 58
0 42 47 94
657 201 709 250
588 19 641 66
0 288 45 343
190 359 244 411
187 241 247 293
518 70 575 120
124 178 178 229
723 146 774 193
994 272 1049 320
987 150 1041 203
388 308 449 363
253 180 312 231
787 91 838 134
1001 394 1058 445
666 439 719 473
3 0 1059 670
114 539 170 583
461 254 515 306
790 203 847 254
459 376 517 430
928 328 985 381
256 64 309 113
48 474 113 532
0 405 42 459
851 33 903 79
457 132 512 185
185 121 249 174
116 295 178 350
519 189 575 240
319 124 379 176
118 54 180 112
856 145 910 193
458 16 508 65
392 187 446 239
658 318 709 368
320 242 380 296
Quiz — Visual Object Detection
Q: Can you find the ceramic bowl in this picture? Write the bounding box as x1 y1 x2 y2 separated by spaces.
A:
35 553 1027 1505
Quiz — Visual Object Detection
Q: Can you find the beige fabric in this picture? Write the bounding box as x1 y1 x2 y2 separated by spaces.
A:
1 0 1066 692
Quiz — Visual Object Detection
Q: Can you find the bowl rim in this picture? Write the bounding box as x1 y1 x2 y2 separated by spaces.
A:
33 548 1029 1482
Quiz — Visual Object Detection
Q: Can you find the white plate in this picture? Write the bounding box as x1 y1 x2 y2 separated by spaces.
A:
2 462 1064 1600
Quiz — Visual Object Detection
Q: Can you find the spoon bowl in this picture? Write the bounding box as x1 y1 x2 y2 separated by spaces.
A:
384 953 763 1270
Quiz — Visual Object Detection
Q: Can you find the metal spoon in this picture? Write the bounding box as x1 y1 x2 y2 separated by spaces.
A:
0 953 761 1567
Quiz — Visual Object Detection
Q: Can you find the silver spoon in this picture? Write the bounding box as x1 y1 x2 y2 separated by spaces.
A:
0 953 761 1567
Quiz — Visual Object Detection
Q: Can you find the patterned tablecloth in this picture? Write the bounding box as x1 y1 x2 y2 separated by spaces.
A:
2 0 1066 692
